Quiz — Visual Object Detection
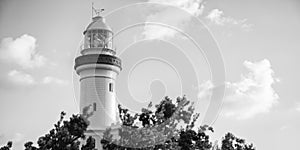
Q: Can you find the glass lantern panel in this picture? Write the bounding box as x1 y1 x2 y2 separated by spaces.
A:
84 31 92 49
92 30 104 48
106 32 113 49
84 30 114 51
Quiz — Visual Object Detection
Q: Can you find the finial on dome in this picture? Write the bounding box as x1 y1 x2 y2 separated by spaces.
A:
92 2 105 18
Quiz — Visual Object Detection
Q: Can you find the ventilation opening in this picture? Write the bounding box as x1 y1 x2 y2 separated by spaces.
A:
109 83 113 92
93 102 96 111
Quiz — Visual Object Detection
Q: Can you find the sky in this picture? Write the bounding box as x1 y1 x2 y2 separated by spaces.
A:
0 0 300 149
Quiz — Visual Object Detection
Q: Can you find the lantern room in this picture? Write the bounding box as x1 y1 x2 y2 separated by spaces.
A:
82 16 115 55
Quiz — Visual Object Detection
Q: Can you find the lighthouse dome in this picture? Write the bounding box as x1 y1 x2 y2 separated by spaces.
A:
84 16 112 33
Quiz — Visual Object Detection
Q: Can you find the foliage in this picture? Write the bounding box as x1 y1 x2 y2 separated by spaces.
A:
101 96 213 150
101 96 255 150
0 96 256 150
0 107 96 150
0 142 12 150
217 133 255 150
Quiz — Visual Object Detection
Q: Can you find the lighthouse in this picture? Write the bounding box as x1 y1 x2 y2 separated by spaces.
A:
74 13 121 149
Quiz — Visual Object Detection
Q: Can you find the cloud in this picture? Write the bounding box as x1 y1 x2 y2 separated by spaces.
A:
223 59 279 119
12 133 25 143
197 80 214 100
0 133 4 140
149 0 204 15
6 70 67 86
279 125 289 131
206 9 253 31
0 34 46 69
8 70 36 85
143 0 204 40
42 76 68 85
296 103 300 112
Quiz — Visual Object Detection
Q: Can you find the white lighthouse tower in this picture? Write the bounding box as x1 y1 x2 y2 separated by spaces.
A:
74 12 121 149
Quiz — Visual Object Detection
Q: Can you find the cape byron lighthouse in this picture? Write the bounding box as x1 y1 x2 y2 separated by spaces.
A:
74 12 121 149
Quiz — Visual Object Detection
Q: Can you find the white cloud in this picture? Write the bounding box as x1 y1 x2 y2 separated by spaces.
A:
296 103 300 112
206 9 253 31
12 133 25 143
279 125 288 131
7 70 67 86
149 0 204 15
143 0 204 40
42 76 68 85
223 59 279 119
8 70 36 85
197 80 214 100
206 9 226 25
0 34 46 69
195 80 214 120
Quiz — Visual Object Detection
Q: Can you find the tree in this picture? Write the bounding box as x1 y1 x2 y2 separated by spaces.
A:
0 141 12 150
0 106 96 150
101 96 255 150
0 96 255 150
218 133 255 150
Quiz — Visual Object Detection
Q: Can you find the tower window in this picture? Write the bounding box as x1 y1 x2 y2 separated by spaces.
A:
109 83 113 92
93 102 96 111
